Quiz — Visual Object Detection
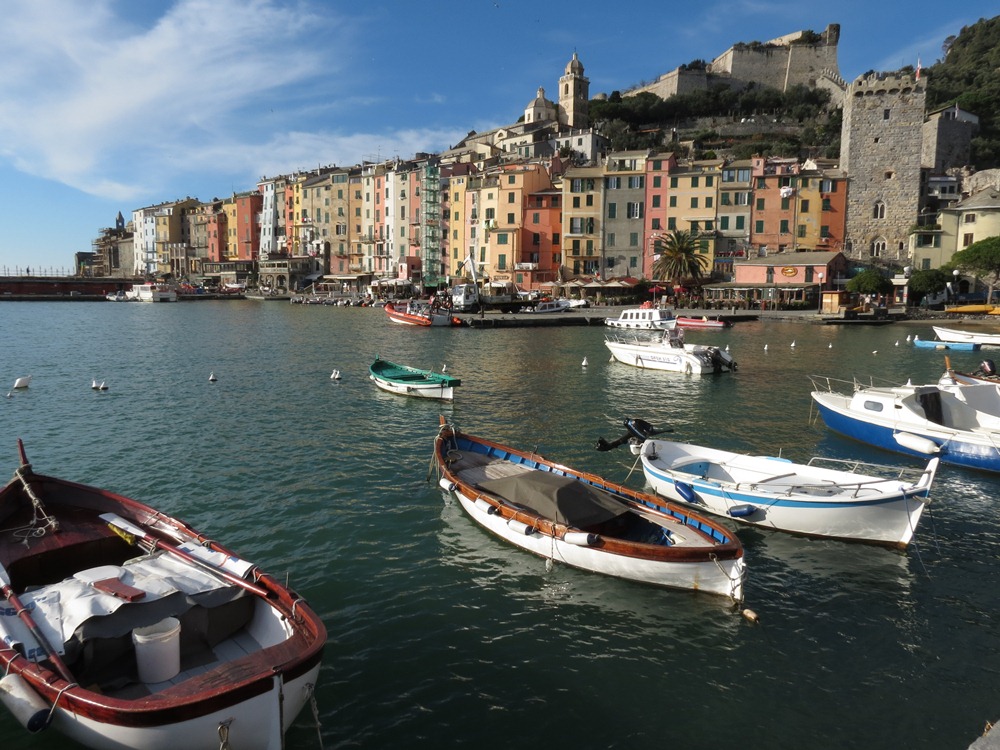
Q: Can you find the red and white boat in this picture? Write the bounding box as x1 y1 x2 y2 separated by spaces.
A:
0 441 326 750
675 315 731 330
384 301 462 327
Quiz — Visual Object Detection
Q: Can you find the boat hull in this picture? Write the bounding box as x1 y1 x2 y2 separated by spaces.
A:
638 440 934 547
932 326 1000 347
811 390 1000 473
913 339 980 351
675 317 730 329
384 304 460 326
433 421 745 601
604 338 735 374
368 358 460 401
50 662 321 750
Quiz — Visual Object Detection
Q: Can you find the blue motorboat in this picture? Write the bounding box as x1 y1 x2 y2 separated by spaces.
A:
810 375 1000 473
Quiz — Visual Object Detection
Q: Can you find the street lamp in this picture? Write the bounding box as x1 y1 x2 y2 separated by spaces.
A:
817 272 824 312
953 268 960 302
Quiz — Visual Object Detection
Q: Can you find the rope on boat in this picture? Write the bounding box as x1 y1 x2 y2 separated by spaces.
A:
10 466 59 542
45 682 78 727
306 682 325 749
218 717 233 749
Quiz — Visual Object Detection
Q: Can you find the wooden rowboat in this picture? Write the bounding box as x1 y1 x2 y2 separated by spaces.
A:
369 357 460 400
433 418 746 600
0 441 326 749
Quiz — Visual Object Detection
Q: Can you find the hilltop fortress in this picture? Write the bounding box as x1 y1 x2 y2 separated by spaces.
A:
622 24 844 100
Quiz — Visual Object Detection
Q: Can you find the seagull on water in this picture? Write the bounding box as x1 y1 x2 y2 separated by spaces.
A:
582 357 588 367
872 350 878 355
906 335 912 342
91 379 100 390
331 369 341 380
208 372 217 382
442 364 447 372
763 344 768 351
790 340 796 348
828 343 833 349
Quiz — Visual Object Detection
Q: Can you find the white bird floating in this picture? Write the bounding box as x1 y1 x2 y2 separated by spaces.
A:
872 350 878 355
582 357 588 367
208 372 217 382
91 379 100 390
763 344 768 351
895 340 899 346
913 334 920 342
330 369 341 380
790 340 796 348
12 376 31 390
442 364 447 372
98 381 108 391
906 335 912 342
828 343 833 349
725 344 730 352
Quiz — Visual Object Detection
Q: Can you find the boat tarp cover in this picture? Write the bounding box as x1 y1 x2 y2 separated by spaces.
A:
478 471 628 527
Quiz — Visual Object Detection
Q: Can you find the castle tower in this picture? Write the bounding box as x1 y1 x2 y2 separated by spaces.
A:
840 72 925 263
558 52 589 129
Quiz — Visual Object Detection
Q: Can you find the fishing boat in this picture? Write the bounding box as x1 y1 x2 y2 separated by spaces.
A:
604 328 737 374
600 419 939 548
0 441 326 750
809 374 1000 473
369 357 460 400
384 301 461 327
932 325 1000 347
675 316 731 330
604 307 677 330
432 418 745 600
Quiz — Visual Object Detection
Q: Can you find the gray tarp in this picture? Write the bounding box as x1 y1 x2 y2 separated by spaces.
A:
478 471 628 527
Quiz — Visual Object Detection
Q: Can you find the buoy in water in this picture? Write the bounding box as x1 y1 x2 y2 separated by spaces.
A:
0 673 50 733
741 608 759 624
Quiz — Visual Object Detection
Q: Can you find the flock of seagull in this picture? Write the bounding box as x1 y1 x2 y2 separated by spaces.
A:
2 334 933 398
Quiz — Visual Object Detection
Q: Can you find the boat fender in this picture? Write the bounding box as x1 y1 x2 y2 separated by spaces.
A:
675 481 697 504
563 532 598 546
893 432 941 455
741 608 760 624
507 519 535 535
438 477 457 492
727 504 758 518
0 674 49 733
474 498 499 515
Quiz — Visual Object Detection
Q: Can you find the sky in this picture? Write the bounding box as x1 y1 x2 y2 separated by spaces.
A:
0 0 996 274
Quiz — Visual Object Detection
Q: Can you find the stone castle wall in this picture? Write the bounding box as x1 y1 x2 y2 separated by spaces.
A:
841 73 925 262
626 24 841 99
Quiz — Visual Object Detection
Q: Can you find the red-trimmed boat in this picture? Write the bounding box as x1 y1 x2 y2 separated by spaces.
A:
675 315 731 330
384 301 462 327
0 441 326 750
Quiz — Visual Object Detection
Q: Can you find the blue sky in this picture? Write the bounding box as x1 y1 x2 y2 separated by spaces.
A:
0 0 995 274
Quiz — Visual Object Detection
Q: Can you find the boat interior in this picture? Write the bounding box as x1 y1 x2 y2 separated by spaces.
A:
0 482 291 699
442 436 716 548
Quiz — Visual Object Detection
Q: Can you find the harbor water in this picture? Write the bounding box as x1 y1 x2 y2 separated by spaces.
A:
1 301 998 749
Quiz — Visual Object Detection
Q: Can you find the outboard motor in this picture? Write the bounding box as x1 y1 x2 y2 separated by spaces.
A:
980 359 997 376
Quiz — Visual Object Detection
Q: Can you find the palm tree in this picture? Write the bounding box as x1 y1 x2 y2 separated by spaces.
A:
650 230 709 290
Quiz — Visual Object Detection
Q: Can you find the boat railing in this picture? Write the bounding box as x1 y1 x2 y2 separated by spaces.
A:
808 373 905 394
804 456 931 483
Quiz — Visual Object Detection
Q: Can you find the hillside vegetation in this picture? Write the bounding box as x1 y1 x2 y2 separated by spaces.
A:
589 16 999 168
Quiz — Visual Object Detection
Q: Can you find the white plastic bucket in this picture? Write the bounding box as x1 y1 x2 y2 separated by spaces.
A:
132 617 181 683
